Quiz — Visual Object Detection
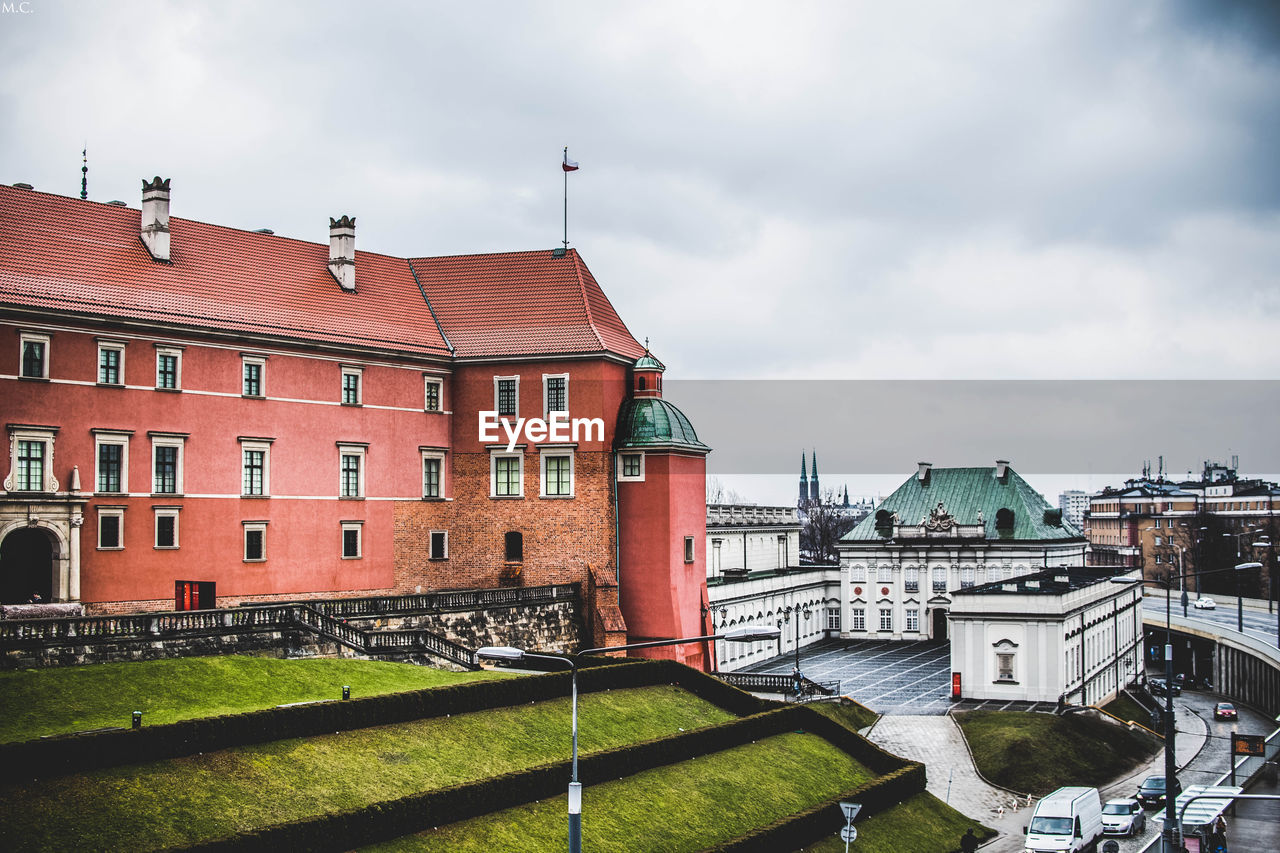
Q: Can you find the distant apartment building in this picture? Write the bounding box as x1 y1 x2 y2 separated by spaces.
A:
1084 462 1277 596
1059 490 1088 531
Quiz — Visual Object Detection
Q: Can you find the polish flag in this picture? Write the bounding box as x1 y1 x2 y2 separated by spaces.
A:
562 151 580 172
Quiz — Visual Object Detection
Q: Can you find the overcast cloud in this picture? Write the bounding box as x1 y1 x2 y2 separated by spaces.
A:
2 1 1278 500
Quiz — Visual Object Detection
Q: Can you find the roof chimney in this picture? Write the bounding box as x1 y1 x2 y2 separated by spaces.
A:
995 460 1009 481
917 462 932 483
140 176 171 261
328 215 356 291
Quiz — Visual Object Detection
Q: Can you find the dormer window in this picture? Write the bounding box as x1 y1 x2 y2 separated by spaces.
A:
996 508 1014 530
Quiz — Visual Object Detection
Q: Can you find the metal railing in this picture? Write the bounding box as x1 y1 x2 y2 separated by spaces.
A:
716 672 841 700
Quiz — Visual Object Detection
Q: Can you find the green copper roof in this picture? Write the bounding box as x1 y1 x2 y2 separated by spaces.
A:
842 466 1085 542
634 351 665 370
615 398 708 451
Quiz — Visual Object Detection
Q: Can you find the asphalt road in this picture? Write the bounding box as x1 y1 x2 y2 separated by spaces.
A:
1156 598 1280 647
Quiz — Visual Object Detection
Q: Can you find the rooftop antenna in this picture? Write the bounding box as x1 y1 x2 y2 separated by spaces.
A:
80 145 88 200
561 146 579 250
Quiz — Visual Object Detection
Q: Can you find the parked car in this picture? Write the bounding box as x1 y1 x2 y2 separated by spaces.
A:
1136 775 1181 808
1149 678 1180 697
1192 597 1217 610
1101 798 1146 836
1214 702 1238 721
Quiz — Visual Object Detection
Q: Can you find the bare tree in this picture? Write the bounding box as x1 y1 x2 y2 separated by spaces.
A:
705 476 746 506
801 488 858 565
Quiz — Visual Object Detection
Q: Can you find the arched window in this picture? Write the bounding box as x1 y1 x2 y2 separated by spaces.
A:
996 508 1014 530
875 509 893 528
504 531 523 562
638 376 647 390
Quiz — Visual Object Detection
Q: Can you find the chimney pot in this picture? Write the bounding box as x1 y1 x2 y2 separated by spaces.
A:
328 215 356 291
140 176 171 261
995 460 1010 480
917 462 932 482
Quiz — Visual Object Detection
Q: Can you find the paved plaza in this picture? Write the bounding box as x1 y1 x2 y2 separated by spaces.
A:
743 638 953 714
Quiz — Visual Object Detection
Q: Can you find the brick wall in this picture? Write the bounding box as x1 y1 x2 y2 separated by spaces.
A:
394 450 616 593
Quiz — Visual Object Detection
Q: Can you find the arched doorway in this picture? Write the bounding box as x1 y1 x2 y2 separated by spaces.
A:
932 607 948 641
1 527 55 604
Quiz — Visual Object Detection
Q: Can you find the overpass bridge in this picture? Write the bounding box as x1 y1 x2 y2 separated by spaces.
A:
1140 596 1280 717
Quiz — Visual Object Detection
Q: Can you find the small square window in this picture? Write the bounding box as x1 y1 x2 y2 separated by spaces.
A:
341 522 363 558
155 347 182 390
19 332 49 379
495 376 519 418
424 377 442 412
430 530 448 560
242 357 265 397
155 509 180 549
243 522 267 562
618 452 644 482
341 367 362 405
97 508 124 549
98 343 124 385
684 536 695 563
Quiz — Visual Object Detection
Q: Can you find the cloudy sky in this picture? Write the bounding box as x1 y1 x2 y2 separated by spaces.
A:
3 1 1277 500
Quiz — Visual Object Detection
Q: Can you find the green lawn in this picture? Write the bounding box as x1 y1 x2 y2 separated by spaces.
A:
955 709 1160 796
0 656 509 743
0 684 733 851
807 698 878 733
802 792 994 853
363 731 874 852
1101 693 1155 728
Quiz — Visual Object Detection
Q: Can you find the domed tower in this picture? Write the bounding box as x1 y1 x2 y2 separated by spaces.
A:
614 347 712 670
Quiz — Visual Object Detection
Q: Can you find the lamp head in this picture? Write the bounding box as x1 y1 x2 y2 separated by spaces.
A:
722 625 782 642
477 646 526 662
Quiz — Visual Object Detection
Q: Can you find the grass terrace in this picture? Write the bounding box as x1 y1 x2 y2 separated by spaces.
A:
0 683 733 851
0 656 509 743
955 709 1160 796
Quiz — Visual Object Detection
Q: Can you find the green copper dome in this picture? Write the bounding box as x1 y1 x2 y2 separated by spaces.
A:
634 351 665 371
615 398 708 450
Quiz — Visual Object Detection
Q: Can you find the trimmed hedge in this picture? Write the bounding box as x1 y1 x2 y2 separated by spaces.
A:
176 703 913 853
1 658 771 783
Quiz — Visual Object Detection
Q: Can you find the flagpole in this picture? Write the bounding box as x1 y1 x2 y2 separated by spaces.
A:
563 146 569 249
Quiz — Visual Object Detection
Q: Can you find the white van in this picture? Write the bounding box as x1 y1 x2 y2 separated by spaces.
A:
1023 786 1104 853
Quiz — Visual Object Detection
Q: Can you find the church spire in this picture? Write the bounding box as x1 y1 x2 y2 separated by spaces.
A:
80 146 88 200
799 453 808 505
809 450 819 501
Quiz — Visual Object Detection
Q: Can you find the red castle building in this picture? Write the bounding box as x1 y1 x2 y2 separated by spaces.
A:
0 178 711 668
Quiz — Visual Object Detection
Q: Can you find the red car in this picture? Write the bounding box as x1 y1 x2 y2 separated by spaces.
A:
1214 702 1238 720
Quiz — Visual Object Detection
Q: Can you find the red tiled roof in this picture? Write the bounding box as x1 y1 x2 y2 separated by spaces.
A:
0 185 646 363
409 250 645 360
0 185 450 357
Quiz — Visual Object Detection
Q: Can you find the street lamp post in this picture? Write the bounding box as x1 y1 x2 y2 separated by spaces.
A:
1112 560 1255 852
477 623 782 853
783 604 813 675
1224 528 1259 632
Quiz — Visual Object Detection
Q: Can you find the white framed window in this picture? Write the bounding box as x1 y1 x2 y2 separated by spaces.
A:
904 566 919 592
242 355 265 397
5 425 58 493
879 608 893 632
877 564 893 583
995 640 1018 682
684 536 695 563
961 566 975 589
338 443 367 498
97 340 125 385
826 607 841 631
239 437 273 496
543 373 568 417
424 376 443 412
617 451 645 482
421 450 445 499
155 345 183 390
851 608 866 632
93 430 131 494
19 331 50 379
154 507 180 549
97 506 124 550
150 433 186 495
341 521 363 558
851 564 867 583
712 539 722 572
341 365 362 405
490 450 523 498
494 375 519 419
243 521 267 562
906 608 919 632
932 566 947 592
540 450 574 498
429 530 448 560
